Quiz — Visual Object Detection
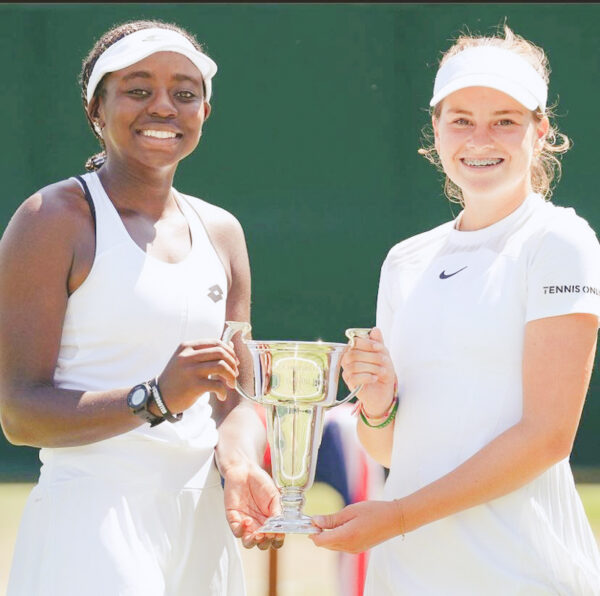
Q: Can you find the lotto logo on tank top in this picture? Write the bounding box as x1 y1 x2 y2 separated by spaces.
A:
207 284 224 303
543 285 600 295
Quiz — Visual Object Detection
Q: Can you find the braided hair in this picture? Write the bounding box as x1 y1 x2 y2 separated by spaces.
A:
79 20 208 171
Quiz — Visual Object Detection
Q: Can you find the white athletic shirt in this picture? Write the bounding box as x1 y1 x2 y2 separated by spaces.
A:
41 171 228 487
365 193 600 595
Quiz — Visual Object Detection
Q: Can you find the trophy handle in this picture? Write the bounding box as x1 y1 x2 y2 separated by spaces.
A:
344 327 372 347
325 327 373 409
222 321 262 404
222 320 252 344
327 383 362 408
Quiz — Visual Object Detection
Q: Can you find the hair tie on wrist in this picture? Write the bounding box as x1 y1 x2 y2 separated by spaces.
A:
359 394 399 429
149 378 183 423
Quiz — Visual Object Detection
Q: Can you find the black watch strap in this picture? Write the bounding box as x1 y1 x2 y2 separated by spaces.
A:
127 382 164 427
149 378 183 423
139 405 165 428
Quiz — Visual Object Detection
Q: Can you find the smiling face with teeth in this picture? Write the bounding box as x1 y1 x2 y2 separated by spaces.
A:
89 51 210 173
433 86 549 229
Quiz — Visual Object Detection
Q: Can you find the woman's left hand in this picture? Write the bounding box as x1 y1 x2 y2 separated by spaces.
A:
341 327 396 418
309 500 402 554
222 461 285 550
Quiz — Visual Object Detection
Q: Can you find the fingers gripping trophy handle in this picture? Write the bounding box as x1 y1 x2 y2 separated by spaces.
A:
222 320 252 344
345 327 372 348
326 327 372 409
222 321 261 404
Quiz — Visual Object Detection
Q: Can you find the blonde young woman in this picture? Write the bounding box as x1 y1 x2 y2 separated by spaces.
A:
311 26 600 595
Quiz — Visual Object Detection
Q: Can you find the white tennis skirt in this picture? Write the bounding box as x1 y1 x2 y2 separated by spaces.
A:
7 441 246 596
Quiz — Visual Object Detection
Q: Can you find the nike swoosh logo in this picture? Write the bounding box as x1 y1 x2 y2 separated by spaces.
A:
439 266 468 279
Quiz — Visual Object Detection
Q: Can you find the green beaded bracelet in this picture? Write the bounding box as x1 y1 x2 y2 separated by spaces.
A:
359 395 399 429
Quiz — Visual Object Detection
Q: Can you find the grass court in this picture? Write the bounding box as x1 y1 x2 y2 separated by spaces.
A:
1 481 599 595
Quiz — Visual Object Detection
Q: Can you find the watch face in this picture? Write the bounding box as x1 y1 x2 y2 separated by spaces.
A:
129 386 147 408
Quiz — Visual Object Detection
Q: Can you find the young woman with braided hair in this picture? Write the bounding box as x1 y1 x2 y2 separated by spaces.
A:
1 19 281 595
311 25 600 594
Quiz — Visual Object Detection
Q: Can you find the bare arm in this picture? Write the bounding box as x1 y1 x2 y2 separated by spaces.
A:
0 181 135 446
212 212 265 473
401 314 596 527
313 313 598 551
199 203 281 548
0 182 238 447
341 327 396 467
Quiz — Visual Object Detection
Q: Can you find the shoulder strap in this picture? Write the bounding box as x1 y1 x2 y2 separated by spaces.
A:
74 174 97 235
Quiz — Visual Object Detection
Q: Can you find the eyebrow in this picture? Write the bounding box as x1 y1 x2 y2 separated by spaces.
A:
447 108 524 116
121 71 203 86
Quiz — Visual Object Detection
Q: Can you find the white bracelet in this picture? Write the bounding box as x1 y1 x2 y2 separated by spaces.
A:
150 378 183 423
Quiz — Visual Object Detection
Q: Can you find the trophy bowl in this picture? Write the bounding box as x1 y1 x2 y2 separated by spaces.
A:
222 321 369 534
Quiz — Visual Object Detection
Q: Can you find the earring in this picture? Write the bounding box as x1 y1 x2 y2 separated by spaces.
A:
93 121 104 138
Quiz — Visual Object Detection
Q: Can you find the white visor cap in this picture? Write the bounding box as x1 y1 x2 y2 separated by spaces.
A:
430 46 547 112
86 27 218 105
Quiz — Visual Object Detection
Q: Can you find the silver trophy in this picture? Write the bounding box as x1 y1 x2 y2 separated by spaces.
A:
222 321 371 534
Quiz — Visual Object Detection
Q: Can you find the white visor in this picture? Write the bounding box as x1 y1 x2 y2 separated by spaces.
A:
430 46 547 112
86 27 217 105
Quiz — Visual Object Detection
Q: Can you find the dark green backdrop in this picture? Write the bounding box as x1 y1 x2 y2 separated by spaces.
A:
1 3 599 479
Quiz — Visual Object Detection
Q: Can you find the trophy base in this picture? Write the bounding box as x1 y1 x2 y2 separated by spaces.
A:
259 513 321 535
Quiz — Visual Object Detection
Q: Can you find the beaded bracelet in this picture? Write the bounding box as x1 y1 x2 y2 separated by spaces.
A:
359 395 399 429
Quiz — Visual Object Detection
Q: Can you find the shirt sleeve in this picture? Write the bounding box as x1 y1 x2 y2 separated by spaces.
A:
526 215 600 323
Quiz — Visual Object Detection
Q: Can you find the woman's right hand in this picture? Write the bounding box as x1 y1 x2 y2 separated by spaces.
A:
341 327 396 418
157 339 240 413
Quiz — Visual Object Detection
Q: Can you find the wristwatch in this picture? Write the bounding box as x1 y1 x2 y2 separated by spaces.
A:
127 382 164 427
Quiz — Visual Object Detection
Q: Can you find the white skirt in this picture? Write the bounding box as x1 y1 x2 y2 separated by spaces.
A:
8 442 245 596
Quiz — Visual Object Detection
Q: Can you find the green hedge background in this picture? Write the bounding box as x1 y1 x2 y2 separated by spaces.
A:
1 3 598 479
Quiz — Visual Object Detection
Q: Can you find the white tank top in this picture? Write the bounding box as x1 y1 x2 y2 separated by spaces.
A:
39 172 228 486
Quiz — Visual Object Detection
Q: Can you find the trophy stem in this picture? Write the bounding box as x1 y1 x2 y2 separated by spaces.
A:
259 488 319 535
281 487 306 517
